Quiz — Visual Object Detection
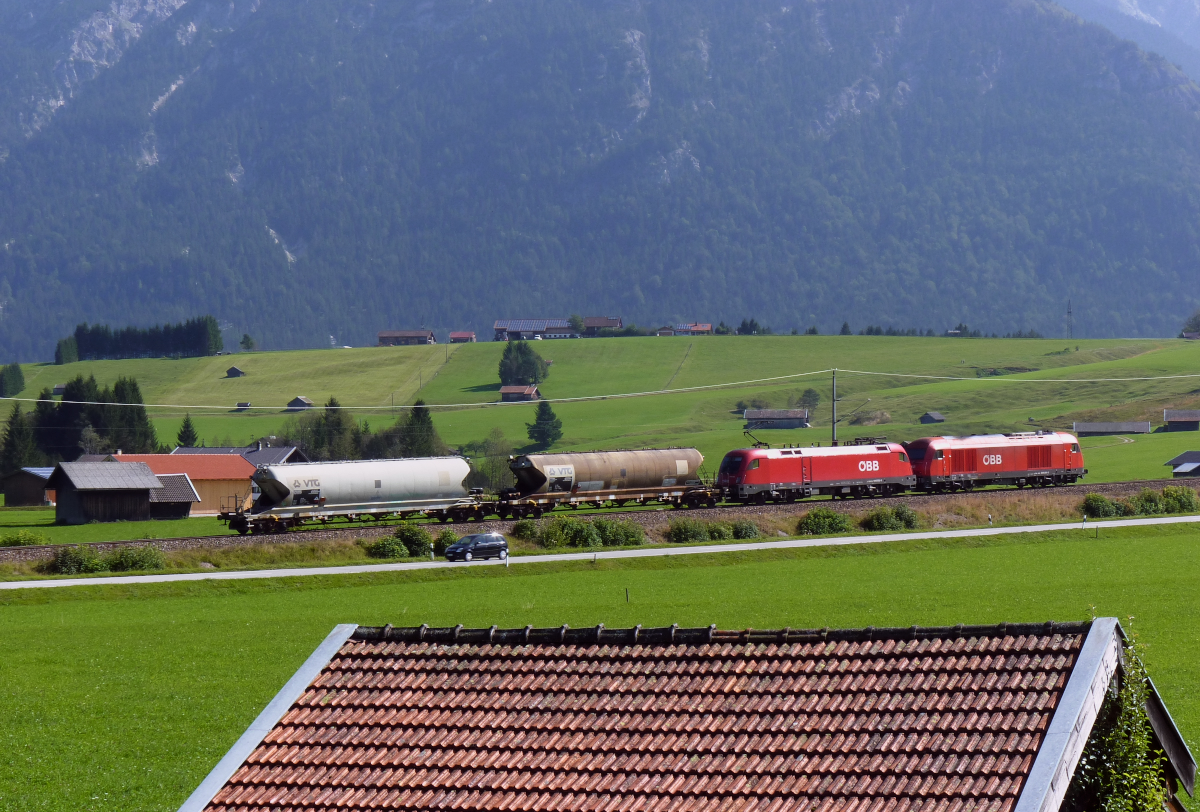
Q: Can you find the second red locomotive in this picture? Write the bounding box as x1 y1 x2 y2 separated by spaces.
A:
903 432 1086 491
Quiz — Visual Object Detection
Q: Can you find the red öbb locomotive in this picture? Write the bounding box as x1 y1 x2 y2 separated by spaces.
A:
716 440 916 503
903 432 1086 491
717 431 1085 503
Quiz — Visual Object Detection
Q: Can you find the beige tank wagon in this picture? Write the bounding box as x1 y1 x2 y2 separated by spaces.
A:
498 448 718 518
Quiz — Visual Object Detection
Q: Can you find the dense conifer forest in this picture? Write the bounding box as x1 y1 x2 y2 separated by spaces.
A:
1 0 1200 358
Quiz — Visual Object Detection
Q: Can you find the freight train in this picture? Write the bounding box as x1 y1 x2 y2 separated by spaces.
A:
220 432 1085 534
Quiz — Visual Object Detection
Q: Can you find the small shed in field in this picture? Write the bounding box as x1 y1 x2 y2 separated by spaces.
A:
1165 451 1200 478
500 385 539 402
919 411 946 424
47 461 162 525
1073 421 1152 436
449 332 476 343
226 366 245 378
1 466 55 506
51 384 65 397
287 396 314 411
1165 410 1200 432
149 473 201 519
743 409 810 430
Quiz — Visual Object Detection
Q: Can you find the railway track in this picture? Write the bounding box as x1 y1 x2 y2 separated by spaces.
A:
0 478 1173 567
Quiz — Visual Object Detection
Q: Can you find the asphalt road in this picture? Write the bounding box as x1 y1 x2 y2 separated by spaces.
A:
3 513 1197 591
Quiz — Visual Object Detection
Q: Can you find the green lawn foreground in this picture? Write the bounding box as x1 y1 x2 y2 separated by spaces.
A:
0 524 1198 811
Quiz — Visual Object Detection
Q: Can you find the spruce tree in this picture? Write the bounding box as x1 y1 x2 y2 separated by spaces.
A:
498 340 549 386
0 403 38 474
177 413 199 448
0 363 24 398
526 400 563 448
840 322 852 335
402 400 443 457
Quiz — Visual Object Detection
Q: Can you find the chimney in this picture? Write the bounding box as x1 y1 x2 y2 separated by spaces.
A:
256 440 262 451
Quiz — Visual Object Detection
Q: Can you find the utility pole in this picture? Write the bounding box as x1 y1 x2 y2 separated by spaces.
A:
831 368 837 446
1067 299 1073 341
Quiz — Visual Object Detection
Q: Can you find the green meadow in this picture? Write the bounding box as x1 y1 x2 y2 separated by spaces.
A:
1 523 1198 810
12 335 1200 480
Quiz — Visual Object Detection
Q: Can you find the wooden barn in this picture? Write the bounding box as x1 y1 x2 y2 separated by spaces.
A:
111 453 256 516
148 473 202 519
47 462 162 525
1 466 55 506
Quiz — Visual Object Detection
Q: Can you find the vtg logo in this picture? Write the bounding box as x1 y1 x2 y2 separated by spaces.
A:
982 455 1002 466
858 460 880 472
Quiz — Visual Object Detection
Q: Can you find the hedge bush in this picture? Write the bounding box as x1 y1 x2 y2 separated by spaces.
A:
731 520 760 539
0 530 49 547
891 504 920 529
859 505 920 532
1162 485 1199 514
433 529 458 556
539 516 601 549
859 507 903 532
364 537 409 559
667 518 710 544
104 546 166 572
1081 493 1118 518
797 507 851 536
706 522 733 540
592 518 644 547
46 545 106 574
510 519 538 541
394 524 433 557
1127 489 1163 516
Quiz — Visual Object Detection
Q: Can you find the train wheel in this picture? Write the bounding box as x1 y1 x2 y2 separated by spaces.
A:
531 509 543 519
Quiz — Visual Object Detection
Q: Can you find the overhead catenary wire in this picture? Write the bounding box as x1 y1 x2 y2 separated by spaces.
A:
6 364 1199 413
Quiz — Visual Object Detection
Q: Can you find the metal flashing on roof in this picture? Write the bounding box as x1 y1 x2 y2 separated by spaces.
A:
1174 462 1200 474
1015 618 1120 812
176 624 358 812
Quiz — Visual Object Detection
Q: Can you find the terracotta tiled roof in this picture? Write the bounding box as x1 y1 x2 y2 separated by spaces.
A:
198 622 1095 812
112 453 255 481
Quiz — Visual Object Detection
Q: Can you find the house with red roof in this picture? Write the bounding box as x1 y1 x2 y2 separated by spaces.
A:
112 453 256 515
176 619 1194 811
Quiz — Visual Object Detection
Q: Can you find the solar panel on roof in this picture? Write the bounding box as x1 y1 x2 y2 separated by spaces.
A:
1175 463 1200 473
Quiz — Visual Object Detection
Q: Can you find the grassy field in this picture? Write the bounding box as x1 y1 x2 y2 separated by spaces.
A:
13 335 1200 480
1 523 1198 811
0 508 227 546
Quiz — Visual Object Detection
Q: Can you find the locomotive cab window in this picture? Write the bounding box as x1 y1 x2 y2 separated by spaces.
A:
935 450 944 459
1071 443 1080 453
898 452 908 462
719 456 743 475
748 459 761 470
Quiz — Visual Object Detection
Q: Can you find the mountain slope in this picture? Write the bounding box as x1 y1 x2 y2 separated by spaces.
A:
1056 0 1200 79
2 0 1200 358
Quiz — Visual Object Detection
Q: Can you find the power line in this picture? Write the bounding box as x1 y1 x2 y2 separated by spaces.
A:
6 364 1197 414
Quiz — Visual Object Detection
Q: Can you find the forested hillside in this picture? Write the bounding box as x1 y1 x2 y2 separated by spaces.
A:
1 0 1200 358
